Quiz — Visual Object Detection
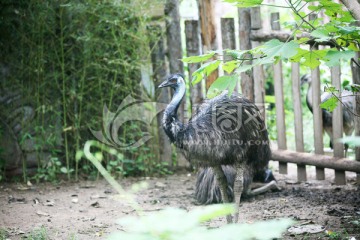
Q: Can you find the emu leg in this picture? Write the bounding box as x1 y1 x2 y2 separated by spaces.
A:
248 180 280 196
233 165 244 223
213 166 233 223
345 143 349 158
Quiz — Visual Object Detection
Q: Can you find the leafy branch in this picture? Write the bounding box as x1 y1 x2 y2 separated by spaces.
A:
183 0 360 110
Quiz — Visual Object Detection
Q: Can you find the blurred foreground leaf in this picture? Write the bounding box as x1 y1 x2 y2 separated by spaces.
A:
109 205 293 240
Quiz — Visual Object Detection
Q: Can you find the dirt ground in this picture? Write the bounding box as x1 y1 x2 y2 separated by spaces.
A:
1 161 360 240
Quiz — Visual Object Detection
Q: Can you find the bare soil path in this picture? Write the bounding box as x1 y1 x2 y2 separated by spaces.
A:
1 161 359 239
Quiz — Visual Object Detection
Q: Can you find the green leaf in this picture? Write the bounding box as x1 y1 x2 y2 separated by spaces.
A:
207 75 238 98
324 49 355 67
191 60 221 85
223 0 263 7
225 50 247 59
222 60 239 74
262 39 299 60
192 71 203 85
290 48 328 69
320 96 338 112
60 167 68 174
310 29 332 42
205 60 221 76
350 84 360 93
235 63 253 73
182 52 215 63
324 86 338 93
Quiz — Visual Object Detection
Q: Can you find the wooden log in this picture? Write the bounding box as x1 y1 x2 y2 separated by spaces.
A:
185 20 203 110
291 62 306 181
331 66 346 185
272 149 360 173
238 8 254 101
271 12 287 174
198 0 218 91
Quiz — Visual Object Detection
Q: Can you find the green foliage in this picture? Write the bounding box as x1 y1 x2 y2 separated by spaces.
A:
182 52 216 63
110 206 293 240
0 229 7 240
31 157 67 183
223 0 263 7
1 0 167 180
24 227 49 240
207 75 238 98
185 0 359 115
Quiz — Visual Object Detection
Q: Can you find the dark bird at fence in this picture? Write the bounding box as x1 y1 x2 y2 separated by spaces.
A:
158 73 279 223
301 74 355 156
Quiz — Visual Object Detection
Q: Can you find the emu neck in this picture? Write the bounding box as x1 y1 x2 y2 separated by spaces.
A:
162 82 185 143
165 83 185 118
306 82 313 113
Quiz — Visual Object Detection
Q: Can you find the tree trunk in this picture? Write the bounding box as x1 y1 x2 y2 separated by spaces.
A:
340 0 360 22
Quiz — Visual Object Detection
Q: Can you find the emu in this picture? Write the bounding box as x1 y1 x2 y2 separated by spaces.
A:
158 73 278 223
301 74 355 156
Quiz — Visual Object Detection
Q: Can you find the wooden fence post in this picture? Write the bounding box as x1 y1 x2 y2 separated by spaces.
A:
351 51 360 185
311 59 325 180
291 62 306 181
198 0 218 91
309 14 325 180
149 25 173 167
271 12 287 174
238 8 254 101
331 66 346 185
165 0 188 168
251 7 266 119
185 20 203 113
221 18 238 91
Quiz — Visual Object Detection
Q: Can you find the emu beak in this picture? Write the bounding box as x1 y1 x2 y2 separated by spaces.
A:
158 81 169 88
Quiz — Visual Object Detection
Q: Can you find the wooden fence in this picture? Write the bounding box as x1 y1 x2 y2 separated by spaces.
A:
148 5 360 185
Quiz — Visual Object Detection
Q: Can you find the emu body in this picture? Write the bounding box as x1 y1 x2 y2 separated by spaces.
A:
301 74 355 155
159 74 277 223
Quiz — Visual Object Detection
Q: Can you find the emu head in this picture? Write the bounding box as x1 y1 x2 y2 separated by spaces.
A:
300 74 311 86
158 73 185 90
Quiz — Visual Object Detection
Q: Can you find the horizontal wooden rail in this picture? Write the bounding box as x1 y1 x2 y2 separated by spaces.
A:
271 149 360 173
